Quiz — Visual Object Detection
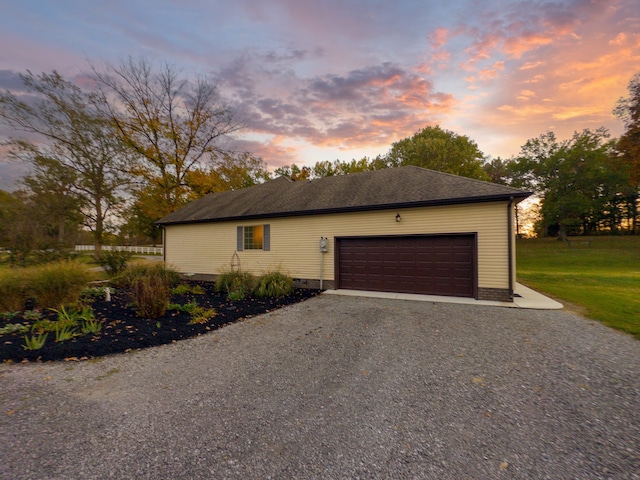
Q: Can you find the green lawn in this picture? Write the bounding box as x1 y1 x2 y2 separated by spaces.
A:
516 236 640 339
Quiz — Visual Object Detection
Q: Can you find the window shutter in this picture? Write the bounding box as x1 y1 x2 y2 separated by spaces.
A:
263 224 270 251
237 226 244 251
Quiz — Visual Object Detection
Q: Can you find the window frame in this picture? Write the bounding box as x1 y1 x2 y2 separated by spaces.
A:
237 224 270 251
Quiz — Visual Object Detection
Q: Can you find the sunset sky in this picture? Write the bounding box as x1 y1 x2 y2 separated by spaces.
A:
1 0 639 189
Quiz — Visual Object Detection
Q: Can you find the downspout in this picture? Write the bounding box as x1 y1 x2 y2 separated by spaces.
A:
507 197 514 301
162 227 166 264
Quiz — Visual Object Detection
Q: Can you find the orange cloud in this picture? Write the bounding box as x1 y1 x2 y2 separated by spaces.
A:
503 33 554 58
524 74 546 84
516 89 536 101
520 61 544 70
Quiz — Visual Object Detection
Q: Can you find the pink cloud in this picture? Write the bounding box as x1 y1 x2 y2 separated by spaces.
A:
428 28 449 49
232 137 301 168
217 57 456 163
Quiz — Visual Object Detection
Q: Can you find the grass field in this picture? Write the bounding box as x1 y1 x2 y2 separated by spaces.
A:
517 236 640 339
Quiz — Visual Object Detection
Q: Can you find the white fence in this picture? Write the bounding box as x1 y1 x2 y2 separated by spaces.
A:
75 245 163 255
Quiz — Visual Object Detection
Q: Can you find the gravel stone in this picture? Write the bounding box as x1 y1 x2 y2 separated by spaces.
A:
1 295 639 479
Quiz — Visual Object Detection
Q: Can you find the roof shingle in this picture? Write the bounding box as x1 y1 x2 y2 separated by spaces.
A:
157 166 531 225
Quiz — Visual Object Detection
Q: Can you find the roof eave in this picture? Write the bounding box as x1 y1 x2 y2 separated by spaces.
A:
156 191 532 226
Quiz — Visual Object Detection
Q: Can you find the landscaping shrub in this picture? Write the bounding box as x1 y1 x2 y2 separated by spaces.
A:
120 263 179 318
32 249 75 265
129 275 172 318
26 260 92 309
97 250 132 276
215 271 255 300
254 271 293 298
0 270 28 311
118 262 180 289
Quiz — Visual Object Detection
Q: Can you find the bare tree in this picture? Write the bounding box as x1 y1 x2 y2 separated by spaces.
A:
92 57 242 219
0 71 130 254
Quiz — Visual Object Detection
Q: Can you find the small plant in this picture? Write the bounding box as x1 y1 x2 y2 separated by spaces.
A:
23 310 43 321
188 306 216 325
227 290 245 301
169 300 216 324
254 271 293 298
0 311 20 320
0 323 29 335
50 306 81 326
54 325 79 342
31 319 57 334
171 282 206 296
81 318 102 334
23 333 48 350
80 286 108 303
97 250 132 276
171 283 192 295
33 306 96 338
77 305 96 322
181 300 199 313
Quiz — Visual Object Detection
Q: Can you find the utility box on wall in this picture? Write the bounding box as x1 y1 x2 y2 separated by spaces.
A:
319 237 329 253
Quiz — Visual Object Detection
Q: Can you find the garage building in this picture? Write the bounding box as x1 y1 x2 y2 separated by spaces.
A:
157 166 531 302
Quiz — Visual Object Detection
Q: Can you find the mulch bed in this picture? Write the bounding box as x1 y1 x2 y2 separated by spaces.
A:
0 282 319 363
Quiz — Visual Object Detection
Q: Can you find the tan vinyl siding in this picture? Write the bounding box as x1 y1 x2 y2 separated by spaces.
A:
164 201 511 289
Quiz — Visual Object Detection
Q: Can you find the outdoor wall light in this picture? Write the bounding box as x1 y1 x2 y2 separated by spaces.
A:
395 213 401 222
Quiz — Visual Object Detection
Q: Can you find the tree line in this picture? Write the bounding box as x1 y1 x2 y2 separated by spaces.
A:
0 58 271 263
0 59 638 264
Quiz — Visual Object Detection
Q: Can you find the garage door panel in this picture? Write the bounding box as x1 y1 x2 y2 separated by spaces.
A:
337 235 475 297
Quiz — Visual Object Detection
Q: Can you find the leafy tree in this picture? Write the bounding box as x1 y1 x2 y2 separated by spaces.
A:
514 128 626 236
92 57 242 220
185 152 270 198
511 131 561 194
613 72 640 233
273 164 311 180
119 153 269 244
482 157 524 186
21 155 83 245
277 156 385 181
0 190 46 265
383 125 489 180
275 127 488 183
0 71 130 254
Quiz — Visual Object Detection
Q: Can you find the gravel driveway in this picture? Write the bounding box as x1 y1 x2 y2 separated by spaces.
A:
1 295 639 479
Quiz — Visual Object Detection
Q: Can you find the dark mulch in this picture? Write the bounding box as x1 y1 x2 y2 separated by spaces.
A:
0 282 319 363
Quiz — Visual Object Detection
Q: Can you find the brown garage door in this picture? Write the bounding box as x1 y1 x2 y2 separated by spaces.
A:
336 235 476 298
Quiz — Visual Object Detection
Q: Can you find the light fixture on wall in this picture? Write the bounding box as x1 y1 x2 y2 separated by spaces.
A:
395 213 401 222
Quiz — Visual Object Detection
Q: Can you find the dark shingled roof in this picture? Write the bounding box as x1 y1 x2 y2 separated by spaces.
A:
157 166 531 225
